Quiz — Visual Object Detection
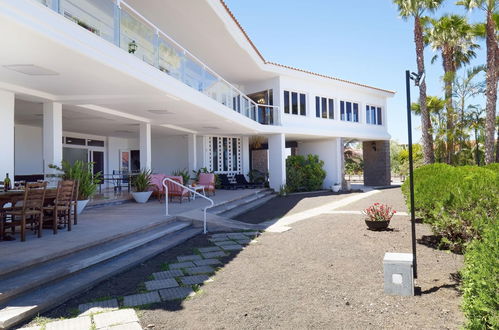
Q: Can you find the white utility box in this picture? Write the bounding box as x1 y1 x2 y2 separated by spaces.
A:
383 252 414 296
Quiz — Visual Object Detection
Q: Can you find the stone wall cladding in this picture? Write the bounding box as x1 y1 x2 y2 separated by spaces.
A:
363 141 391 186
251 149 268 174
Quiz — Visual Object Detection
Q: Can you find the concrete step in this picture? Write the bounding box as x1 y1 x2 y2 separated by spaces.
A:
218 194 276 219
0 223 202 329
209 189 274 215
0 220 190 305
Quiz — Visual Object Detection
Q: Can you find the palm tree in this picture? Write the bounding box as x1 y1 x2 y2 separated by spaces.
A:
412 96 447 161
393 0 444 164
453 65 486 154
425 15 479 164
458 1 498 164
466 105 486 165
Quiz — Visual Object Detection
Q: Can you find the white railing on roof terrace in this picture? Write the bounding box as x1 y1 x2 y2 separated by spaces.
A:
33 0 281 126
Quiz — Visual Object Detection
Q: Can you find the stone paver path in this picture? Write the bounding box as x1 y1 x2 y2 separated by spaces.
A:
24 230 261 330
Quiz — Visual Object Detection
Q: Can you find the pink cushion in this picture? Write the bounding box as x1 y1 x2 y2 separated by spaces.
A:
198 173 215 187
150 174 166 191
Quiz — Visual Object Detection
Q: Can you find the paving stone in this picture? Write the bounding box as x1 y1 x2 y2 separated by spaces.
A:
93 309 139 329
194 258 221 266
169 261 195 269
221 244 244 251
234 238 251 244
123 291 161 307
226 233 248 239
145 278 179 291
180 275 211 285
184 266 215 275
152 269 184 280
201 251 226 258
78 298 119 316
159 286 195 301
45 316 91 330
210 233 229 238
198 246 222 253
209 237 229 242
177 254 202 262
214 240 236 246
242 231 260 237
101 322 142 330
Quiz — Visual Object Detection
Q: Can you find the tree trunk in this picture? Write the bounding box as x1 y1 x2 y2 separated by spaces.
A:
484 11 498 164
442 51 455 165
414 17 434 164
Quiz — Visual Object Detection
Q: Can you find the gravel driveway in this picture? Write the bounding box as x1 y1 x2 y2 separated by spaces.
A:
139 188 464 329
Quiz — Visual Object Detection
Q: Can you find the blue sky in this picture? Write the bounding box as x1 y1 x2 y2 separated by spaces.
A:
224 0 487 143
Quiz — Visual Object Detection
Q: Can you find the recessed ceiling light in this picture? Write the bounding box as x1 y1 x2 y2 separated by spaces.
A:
3 64 59 76
147 110 174 115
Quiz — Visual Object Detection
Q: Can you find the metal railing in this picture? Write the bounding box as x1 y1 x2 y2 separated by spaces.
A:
34 0 281 126
162 178 214 234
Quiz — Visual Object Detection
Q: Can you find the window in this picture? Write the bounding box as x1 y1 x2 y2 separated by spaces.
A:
315 96 334 119
284 90 306 116
340 101 359 122
207 136 241 174
366 105 383 125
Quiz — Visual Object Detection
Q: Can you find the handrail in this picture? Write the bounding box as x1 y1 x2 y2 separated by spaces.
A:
162 177 214 234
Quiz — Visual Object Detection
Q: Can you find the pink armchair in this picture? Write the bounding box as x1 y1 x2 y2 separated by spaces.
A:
198 173 215 196
164 176 190 203
150 174 166 203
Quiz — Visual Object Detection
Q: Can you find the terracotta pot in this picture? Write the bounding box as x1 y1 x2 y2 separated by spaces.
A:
365 219 390 231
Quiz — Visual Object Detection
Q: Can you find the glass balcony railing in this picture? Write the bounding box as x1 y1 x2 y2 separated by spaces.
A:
34 0 280 126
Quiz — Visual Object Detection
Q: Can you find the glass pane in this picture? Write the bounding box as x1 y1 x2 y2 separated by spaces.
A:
63 147 89 166
202 70 219 100
321 97 327 118
232 138 237 171
366 105 370 124
315 96 320 117
328 99 334 119
346 102 352 121
371 106 376 124
212 137 218 172
65 137 86 145
34 0 50 7
61 0 115 43
158 37 183 79
87 139 105 147
353 103 359 122
183 54 203 90
222 138 228 171
291 92 298 115
284 91 289 114
377 107 382 125
340 101 345 121
120 8 155 65
299 93 306 116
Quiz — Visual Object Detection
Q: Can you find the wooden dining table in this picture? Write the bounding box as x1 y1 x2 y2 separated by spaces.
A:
0 188 57 207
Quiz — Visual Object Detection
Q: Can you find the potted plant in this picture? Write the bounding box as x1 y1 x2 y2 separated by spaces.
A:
331 182 341 192
131 169 153 203
49 161 101 214
172 168 190 186
363 203 396 231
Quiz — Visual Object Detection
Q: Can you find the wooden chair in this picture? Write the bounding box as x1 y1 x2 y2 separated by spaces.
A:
1 182 47 242
43 180 75 234
70 180 79 225
165 177 190 203
197 173 216 196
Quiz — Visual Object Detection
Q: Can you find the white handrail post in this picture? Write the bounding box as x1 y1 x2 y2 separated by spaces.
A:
164 183 169 216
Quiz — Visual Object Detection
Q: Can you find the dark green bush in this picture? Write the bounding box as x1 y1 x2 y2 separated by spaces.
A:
401 164 498 252
461 224 499 329
286 154 326 192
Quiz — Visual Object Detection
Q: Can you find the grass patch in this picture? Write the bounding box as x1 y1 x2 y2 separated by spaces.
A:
160 263 169 271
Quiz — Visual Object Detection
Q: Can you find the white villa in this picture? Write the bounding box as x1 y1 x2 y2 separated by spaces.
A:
0 0 395 191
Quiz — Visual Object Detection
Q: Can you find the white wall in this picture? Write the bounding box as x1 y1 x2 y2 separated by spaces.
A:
196 135 205 169
107 136 139 174
14 124 43 175
297 138 342 189
151 135 188 174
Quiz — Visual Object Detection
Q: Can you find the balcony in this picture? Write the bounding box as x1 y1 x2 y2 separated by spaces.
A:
32 0 280 126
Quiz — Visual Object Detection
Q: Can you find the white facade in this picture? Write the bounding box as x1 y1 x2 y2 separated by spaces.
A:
0 0 394 189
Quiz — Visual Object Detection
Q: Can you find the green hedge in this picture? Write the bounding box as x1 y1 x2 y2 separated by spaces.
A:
461 224 499 329
286 154 326 192
401 164 498 252
402 164 499 328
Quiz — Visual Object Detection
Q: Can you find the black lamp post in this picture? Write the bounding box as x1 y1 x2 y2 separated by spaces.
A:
405 70 424 279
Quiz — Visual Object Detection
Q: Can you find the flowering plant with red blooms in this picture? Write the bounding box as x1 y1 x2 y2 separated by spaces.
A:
363 203 396 221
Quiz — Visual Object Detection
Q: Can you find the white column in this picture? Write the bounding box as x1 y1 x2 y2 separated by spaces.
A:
43 102 63 177
242 136 250 178
187 133 197 173
139 123 151 170
268 133 286 191
0 90 15 178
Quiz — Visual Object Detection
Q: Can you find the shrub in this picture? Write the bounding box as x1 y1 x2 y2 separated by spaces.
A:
286 154 326 192
132 169 152 192
401 164 498 252
461 224 499 329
